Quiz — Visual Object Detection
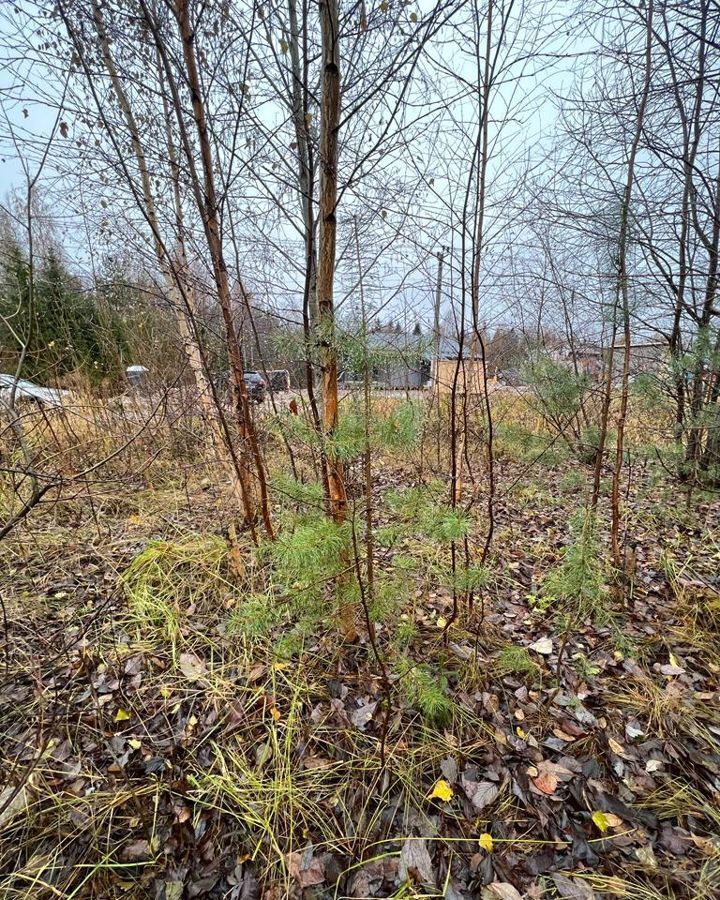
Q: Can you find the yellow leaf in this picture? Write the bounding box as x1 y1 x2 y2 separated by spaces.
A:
516 726 527 739
436 616 447 629
479 833 494 852
428 778 453 802
115 708 131 722
591 810 622 833
128 739 142 750
270 706 281 722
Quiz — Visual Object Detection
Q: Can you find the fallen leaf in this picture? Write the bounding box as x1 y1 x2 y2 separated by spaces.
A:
625 720 644 740
428 778 453 802
349 858 399 896
164 883 183 900
659 823 692 856
635 844 658 869
461 775 499 811
479 832 494 852
255 742 272 767
0 786 28 829
537 759 575 782
529 637 553 655
120 839 151 861
482 883 523 900
440 757 458 782
398 838 434 885
350 700 377 729
124 655 144 676
591 810 623 833
114 708 131 722
552 873 596 899
288 849 325 887
302 755 333 770
188 874 218 896
659 663 685 676
531 770 558 794
247 663 267 682
178 652 208 684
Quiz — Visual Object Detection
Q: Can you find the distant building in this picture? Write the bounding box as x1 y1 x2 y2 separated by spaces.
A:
547 339 667 379
432 336 489 395
613 341 667 377
546 341 603 377
343 325 431 389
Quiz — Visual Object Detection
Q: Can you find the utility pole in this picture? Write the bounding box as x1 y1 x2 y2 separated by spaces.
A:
433 246 448 387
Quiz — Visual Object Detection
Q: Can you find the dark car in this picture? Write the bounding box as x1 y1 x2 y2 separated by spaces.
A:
244 372 267 403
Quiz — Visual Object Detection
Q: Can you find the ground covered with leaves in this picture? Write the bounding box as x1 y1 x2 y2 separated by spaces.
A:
2 428 720 900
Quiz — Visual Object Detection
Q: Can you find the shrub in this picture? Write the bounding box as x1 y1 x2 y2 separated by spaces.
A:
542 511 608 621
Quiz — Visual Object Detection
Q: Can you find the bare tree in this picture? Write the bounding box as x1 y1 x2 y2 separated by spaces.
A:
56 0 274 536
316 0 346 524
609 0 654 572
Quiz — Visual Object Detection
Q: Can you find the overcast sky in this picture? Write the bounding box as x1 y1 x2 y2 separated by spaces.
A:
0 1 604 339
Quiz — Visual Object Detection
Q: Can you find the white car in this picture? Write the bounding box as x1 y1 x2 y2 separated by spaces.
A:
0 374 73 409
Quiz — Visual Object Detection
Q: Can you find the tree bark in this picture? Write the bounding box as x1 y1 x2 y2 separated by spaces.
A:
610 0 654 571
175 0 274 539
317 0 347 524
287 0 330 502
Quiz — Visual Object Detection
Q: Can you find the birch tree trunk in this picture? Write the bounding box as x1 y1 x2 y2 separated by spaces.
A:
317 0 347 524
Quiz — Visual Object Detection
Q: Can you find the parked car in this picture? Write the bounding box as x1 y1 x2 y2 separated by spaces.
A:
266 369 290 394
212 371 267 404
0 374 72 409
244 371 267 403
